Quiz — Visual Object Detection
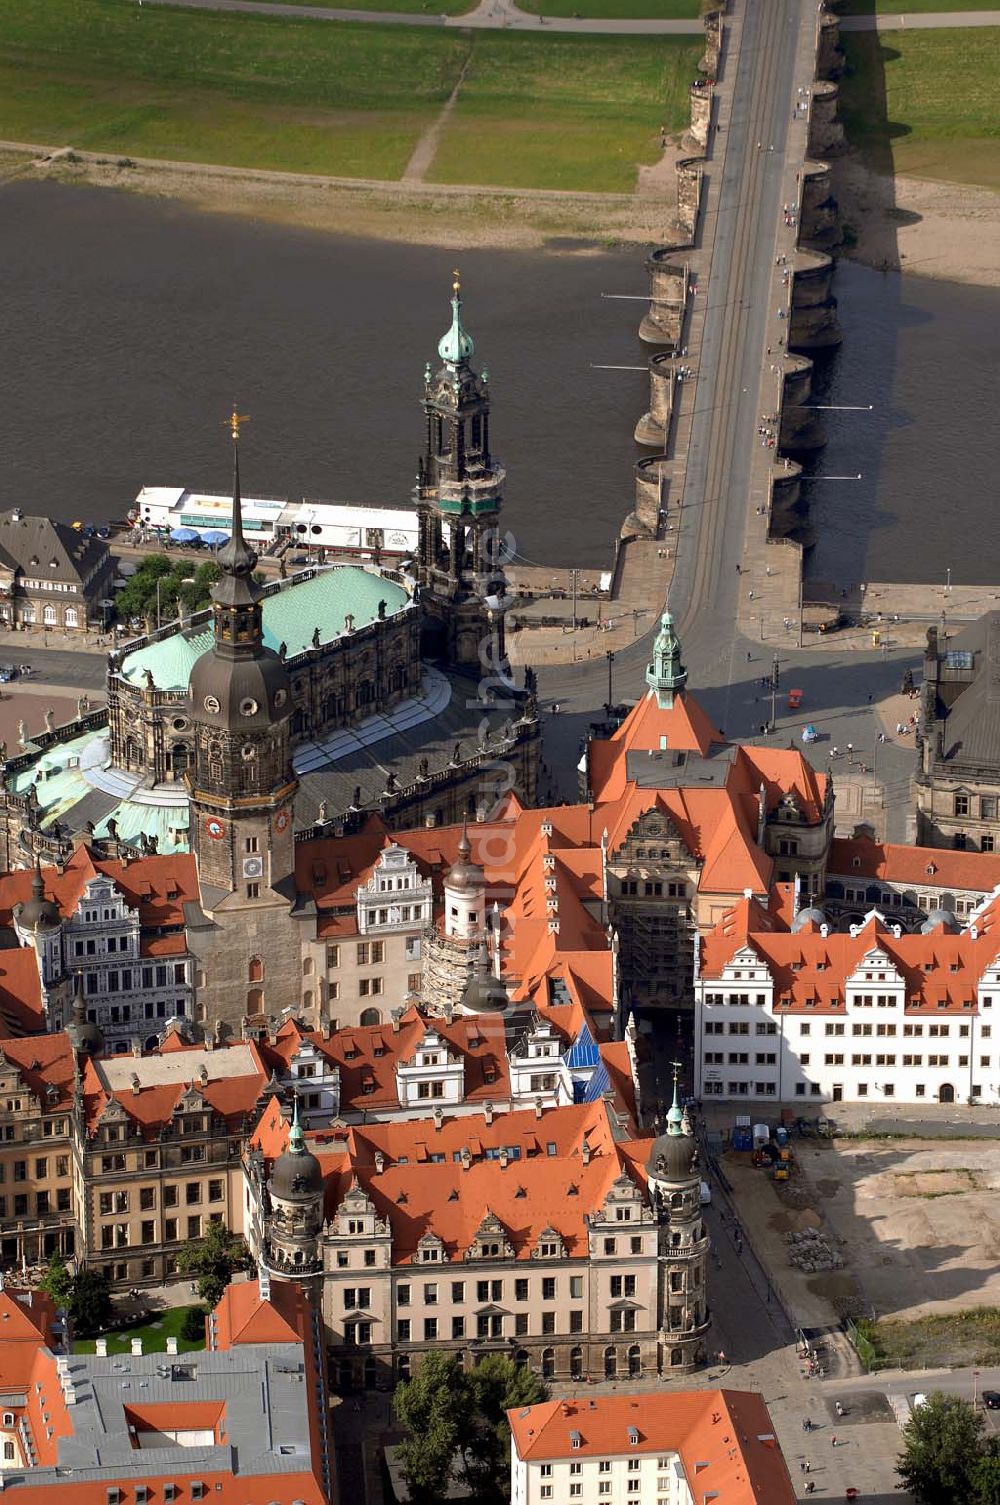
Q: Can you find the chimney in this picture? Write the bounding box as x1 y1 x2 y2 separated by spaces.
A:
433 1106 444 1133
130 1073 141 1097
95 1338 107 1357
391 1008 404 1034
460 1147 471 1171
198 1065 209 1086
499 1148 509 1169
442 1002 455 1024
131 1039 141 1058
130 1337 143 1357
166 1337 178 1356
534 1097 543 1120
375 1150 386 1174
582 1138 591 1167
484 1101 494 1126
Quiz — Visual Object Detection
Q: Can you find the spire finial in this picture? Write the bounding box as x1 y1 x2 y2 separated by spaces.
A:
289 1094 305 1152
227 405 250 443
31 855 43 901
438 271 474 366
646 607 688 709
666 1061 684 1135
215 403 258 579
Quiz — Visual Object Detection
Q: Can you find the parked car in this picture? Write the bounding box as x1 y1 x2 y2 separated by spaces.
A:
983 1391 1000 1410
0 665 15 683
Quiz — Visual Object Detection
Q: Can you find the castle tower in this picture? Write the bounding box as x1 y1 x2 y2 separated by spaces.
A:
646 611 688 710
646 1064 711 1373
415 273 507 668
262 1099 324 1286
187 411 298 908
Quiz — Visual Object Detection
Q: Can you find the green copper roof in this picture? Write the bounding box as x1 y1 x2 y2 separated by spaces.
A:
93 801 189 854
121 567 410 692
438 290 474 366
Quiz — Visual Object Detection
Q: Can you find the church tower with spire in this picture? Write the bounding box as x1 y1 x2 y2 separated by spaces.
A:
186 411 298 908
645 1064 711 1372
646 610 687 710
415 273 507 668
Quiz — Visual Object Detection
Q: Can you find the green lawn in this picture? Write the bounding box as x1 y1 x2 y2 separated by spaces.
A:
840 0 998 13
514 0 698 20
0 0 465 177
73 1304 206 1357
0 0 699 191
252 0 475 13
429 33 700 191
840 27 1000 188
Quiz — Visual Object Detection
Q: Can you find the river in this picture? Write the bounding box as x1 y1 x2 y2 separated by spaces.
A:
4 180 998 582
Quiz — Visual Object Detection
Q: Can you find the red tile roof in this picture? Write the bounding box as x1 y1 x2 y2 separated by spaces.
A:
508 1390 796 1504
252 1099 652 1265
831 835 1000 894
0 846 198 931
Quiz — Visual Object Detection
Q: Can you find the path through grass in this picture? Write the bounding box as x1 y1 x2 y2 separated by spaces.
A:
0 0 699 190
430 33 700 192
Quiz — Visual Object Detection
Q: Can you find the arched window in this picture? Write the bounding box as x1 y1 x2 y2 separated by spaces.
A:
569 1346 583 1380
303 990 314 1011
627 1345 641 1378
247 987 264 1013
359 1008 381 1027
541 1348 555 1380
65 607 79 629
604 1346 617 1380
398 1355 411 1383
356 680 376 710
670 1347 683 1368
514 1349 529 1370
303 956 314 976
170 743 189 777
249 957 264 983
43 605 57 625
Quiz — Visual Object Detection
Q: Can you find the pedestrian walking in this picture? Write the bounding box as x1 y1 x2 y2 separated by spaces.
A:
748 589 754 600
831 1435 837 1448
746 650 752 662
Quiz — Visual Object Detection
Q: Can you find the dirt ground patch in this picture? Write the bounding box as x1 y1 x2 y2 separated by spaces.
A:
892 1169 980 1198
722 1136 1000 1338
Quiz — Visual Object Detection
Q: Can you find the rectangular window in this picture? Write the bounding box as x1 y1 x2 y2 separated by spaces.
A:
397 1319 411 1342
541 1311 555 1335
398 1283 411 1306
451 1281 465 1303
541 1276 556 1301
452 1316 465 1339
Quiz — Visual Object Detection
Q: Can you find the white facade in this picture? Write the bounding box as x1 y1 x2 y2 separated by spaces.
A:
509 1017 575 1108
133 487 418 560
695 920 1000 1107
510 1439 691 1505
356 845 433 937
14 874 193 1053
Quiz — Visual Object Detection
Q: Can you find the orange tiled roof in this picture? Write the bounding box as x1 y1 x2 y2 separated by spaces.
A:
508 1390 795 1504
831 835 1000 893
701 905 1000 1014
0 846 198 931
253 1100 654 1265
588 690 724 803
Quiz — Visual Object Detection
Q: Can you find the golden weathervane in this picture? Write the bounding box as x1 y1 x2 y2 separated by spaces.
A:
227 405 250 441
452 268 461 295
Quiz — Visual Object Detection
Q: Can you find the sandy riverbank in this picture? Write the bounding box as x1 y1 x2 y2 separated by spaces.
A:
832 155 1000 288
0 144 682 252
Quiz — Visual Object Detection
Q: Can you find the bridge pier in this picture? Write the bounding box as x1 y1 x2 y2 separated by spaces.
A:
634 353 676 449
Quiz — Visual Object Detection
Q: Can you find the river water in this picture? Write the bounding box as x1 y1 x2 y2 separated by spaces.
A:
4 180 998 581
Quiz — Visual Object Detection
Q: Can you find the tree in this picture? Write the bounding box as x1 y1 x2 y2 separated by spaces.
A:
176 1222 249 1309
115 556 223 629
973 1441 1000 1505
39 1255 72 1310
463 1355 548 1504
897 1391 984 1505
393 1351 472 1505
68 1269 112 1338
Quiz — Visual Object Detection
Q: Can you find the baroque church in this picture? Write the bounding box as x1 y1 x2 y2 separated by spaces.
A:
0 281 539 876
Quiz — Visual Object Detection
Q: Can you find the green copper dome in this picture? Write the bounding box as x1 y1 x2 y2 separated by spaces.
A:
437 273 474 366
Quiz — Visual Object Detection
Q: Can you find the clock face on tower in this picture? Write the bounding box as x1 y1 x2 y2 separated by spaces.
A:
205 817 226 841
275 810 290 833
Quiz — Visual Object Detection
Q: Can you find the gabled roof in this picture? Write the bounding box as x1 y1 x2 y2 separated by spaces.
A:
0 512 109 585
212 1277 305 1349
508 1390 796 1504
588 689 725 803
0 845 198 932
254 1100 652 1265
830 835 1000 894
